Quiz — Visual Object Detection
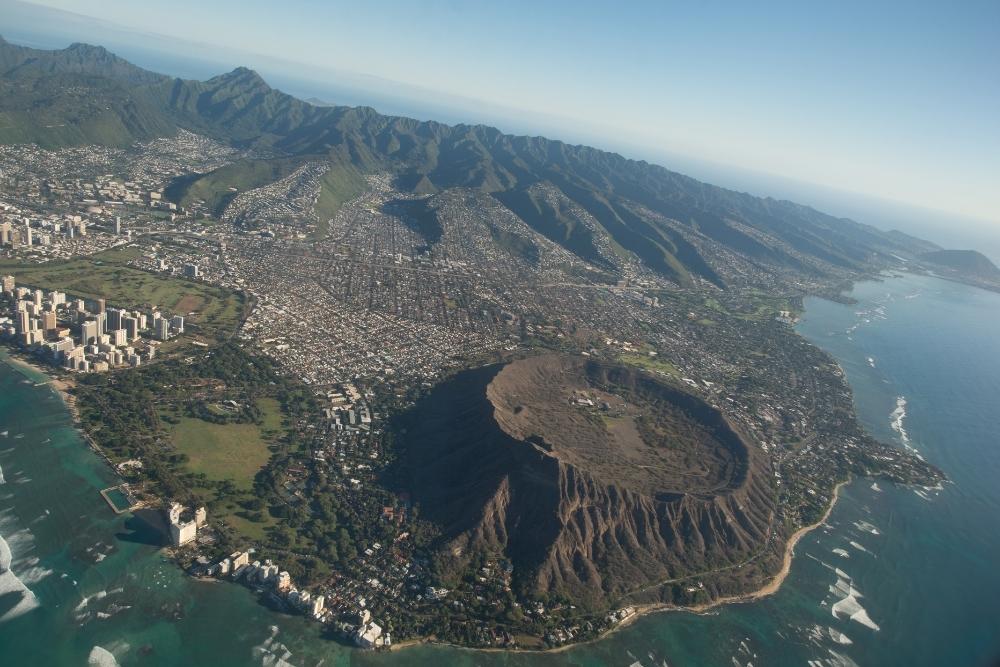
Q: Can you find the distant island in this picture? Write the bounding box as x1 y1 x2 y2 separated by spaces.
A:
0 36 946 651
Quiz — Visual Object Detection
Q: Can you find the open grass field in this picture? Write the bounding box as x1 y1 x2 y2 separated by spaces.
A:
221 509 277 541
170 397 284 490
618 352 680 378
0 247 244 341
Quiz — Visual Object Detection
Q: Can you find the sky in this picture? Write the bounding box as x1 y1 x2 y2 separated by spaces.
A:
7 0 1000 231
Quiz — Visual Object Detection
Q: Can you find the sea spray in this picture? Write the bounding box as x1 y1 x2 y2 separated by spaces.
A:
0 534 40 622
889 396 911 448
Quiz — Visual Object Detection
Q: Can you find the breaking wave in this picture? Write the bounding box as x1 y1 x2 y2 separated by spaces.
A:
87 646 120 667
0 533 40 622
828 570 880 632
889 396 913 449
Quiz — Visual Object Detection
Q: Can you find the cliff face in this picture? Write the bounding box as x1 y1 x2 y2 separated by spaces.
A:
399 356 777 608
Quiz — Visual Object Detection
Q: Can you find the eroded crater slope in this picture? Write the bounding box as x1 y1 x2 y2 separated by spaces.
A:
398 354 777 608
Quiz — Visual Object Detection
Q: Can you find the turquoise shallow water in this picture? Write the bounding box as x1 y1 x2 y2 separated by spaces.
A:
2 272 999 666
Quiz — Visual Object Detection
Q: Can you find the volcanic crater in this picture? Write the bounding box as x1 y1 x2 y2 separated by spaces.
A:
398 354 777 606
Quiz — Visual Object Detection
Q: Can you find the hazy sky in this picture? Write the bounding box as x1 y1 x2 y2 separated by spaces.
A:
19 0 1000 224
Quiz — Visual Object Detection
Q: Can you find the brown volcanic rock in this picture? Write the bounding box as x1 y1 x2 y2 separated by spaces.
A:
400 355 777 608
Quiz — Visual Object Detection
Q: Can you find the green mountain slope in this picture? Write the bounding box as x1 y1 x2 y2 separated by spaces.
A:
0 36 940 285
921 249 1000 279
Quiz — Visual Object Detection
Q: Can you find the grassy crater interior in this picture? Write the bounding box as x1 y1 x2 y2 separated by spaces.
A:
487 354 750 499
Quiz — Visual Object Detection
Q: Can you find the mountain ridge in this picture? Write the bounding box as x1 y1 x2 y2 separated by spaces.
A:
0 36 944 288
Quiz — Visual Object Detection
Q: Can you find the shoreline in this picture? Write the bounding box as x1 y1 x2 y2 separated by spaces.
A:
0 348 851 656
1 350 78 417
392 479 850 654
0 348 852 656
0 349 120 475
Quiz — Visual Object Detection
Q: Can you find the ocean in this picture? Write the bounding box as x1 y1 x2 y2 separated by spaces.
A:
2 271 998 666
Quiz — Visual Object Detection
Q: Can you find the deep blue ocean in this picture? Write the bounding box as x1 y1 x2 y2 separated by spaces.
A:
2 271 999 666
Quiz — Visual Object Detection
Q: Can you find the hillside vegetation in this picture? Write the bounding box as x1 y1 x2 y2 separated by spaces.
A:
0 36 941 287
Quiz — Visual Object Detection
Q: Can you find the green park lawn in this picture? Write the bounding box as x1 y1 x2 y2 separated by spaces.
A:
171 398 284 490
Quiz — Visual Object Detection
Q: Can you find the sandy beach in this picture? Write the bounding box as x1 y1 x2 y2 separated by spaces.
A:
1 351 78 416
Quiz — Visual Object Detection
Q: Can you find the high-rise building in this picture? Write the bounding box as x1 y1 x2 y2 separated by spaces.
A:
81 320 99 345
1 275 14 293
184 263 200 278
155 317 170 341
95 311 107 336
0 223 10 245
111 328 127 346
23 222 32 246
107 308 124 330
167 503 198 547
95 298 106 314
171 315 184 334
123 316 139 341
16 310 30 334
42 311 57 330
114 216 121 235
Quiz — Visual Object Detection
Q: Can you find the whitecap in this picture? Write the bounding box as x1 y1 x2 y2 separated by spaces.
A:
828 627 853 645
87 646 120 667
829 573 880 631
889 396 912 448
0 534 40 622
825 648 860 667
853 520 881 536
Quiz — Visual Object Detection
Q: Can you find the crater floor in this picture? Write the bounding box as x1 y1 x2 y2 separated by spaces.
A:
487 354 750 498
